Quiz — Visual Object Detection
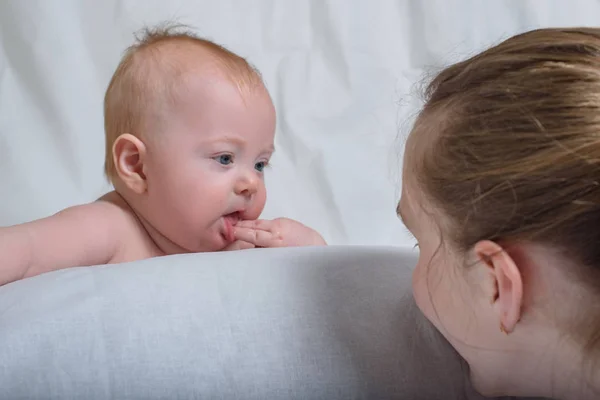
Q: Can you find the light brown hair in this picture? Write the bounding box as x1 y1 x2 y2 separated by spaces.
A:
411 27 600 357
103 23 263 183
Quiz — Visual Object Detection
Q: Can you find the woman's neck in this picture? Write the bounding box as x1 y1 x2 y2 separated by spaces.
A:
477 332 600 400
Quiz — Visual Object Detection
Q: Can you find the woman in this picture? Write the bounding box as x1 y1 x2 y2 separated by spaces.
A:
399 27 600 399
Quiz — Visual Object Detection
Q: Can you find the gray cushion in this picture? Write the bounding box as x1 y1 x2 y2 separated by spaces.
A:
0 246 538 399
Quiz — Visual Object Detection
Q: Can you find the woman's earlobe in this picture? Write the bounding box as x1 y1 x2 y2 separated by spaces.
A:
112 133 148 194
474 240 524 334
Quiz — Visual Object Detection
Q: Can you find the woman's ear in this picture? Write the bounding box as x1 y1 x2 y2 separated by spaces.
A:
112 133 148 194
474 240 524 334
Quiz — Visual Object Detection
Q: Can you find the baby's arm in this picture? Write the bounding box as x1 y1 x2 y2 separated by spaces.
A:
0 201 123 286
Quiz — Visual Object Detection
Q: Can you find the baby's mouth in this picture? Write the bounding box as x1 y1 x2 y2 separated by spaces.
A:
222 212 241 242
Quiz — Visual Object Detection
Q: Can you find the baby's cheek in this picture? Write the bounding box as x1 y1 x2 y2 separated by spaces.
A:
248 189 267 219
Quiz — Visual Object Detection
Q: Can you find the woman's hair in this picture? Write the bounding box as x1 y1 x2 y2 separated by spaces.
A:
412 27 600 353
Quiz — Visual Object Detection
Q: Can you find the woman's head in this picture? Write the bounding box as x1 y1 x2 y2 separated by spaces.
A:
399 27 600 397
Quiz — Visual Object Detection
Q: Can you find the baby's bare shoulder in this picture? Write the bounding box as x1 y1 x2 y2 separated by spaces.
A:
93 192 148 243
95 192 159 263
94 191 140 223
53 191 137 235
0 191 155 285
47 191 146 259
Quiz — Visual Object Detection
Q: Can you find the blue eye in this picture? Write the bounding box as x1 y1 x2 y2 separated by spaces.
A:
255 161 267 172
215 154 233 165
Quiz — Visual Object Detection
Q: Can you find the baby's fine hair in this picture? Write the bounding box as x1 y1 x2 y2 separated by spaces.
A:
103 23 263 182
412 27 600 356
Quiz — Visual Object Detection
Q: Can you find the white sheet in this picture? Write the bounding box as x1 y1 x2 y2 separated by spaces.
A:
1 0 599 247
0 246 490 400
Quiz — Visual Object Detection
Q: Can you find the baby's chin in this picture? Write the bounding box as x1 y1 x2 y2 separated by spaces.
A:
195 236 232 253
165 216 245 253
160 231 230 254
203 229 235 252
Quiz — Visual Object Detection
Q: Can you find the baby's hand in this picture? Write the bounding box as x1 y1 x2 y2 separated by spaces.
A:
233 218 326 248
222 240 255 251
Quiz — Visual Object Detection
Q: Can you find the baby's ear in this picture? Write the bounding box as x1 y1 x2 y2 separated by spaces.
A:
112 133 147 194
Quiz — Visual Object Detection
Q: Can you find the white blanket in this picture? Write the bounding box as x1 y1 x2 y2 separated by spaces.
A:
0 245 509 400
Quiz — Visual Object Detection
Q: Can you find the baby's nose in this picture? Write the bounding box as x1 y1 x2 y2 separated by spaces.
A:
234 174 258 198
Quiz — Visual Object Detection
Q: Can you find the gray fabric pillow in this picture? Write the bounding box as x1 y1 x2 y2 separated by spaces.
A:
0 246 545 399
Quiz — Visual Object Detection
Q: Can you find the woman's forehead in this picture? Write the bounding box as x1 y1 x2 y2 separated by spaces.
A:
401 129 427 190
400 123 441 222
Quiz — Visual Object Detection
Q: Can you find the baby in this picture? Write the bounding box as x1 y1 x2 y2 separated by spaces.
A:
0 25 325 287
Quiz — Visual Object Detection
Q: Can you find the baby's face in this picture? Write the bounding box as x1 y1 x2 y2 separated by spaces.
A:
142 73 276 252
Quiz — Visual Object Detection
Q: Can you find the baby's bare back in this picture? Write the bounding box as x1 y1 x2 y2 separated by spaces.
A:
0 191 158 286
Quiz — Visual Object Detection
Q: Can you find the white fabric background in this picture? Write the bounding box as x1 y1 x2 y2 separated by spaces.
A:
1 0 599 247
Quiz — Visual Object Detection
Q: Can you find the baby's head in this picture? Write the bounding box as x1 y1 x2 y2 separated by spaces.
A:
104 24 276 253
399 28 600 396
